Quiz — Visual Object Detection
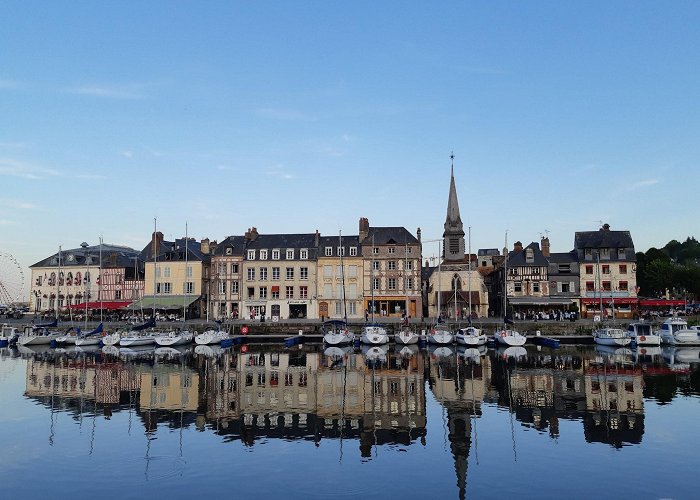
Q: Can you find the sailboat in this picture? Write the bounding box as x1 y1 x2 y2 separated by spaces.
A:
75 323 105 346
361 234 389 345
456 227 486 347
493 232 527 347
428 239 454 345
324 231 356 346
156 225 194 347
592 251 630 347
195 321 229 345
395 239 420 345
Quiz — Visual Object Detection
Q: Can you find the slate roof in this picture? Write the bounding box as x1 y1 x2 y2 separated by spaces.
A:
478 248 500 257
318 235 360 257
548 251 578 264
31 244 142 269
367 227 419 245
151 238 210 263
212 236 246 257
245 233 320 260
574 230 634 250
507 242 549 267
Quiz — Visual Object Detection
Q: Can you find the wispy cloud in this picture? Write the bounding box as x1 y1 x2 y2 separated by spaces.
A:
0 159 61 180
122 151 134 159
68 84 146 100
0 142 27 149
625 179 659 191
0 219 16 226
265 166 295 180
216 165 234 171
255 107 316 121
0 199 36 210
75 173 107 180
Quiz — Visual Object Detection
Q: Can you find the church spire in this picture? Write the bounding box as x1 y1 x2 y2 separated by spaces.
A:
443 152 465 261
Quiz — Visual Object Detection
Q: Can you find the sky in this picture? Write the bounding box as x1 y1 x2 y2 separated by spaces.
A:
2 1 699 299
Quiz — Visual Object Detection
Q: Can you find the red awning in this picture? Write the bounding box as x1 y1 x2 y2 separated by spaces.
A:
581 298 638 305
639 299 686 307
271 286 280 292
68 301 132 310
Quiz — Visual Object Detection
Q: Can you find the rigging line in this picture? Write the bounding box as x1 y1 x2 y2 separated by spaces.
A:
89 394 96 456
470 361 479 465
49 361 56 446
339 359 347 464
508 360 517 462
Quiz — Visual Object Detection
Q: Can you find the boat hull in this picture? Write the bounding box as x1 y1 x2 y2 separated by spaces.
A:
119 336 155 347
494 330 527 346
427 330 454 345
194 330 228 345
75 336 102 346
394 330 420 345
154 332 193 347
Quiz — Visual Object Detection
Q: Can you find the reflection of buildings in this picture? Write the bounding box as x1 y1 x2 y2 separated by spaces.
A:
196 347 426 455
428 349 490 500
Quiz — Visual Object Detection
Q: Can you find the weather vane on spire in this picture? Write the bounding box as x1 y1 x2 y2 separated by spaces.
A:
450 151 455 174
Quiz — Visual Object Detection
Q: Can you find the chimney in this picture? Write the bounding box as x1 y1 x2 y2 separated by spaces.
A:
151 231 164 259
358 217 369 243
514 241 523 252
601 223 610 231
541 236 550 257
314 229 320 247
244 227 260 242
201 238 210 255
416 227 421 243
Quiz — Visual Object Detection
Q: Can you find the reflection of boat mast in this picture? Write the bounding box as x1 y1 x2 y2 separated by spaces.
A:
49 360 56 446
339 359 347 463
507 359 517 461
469 359 479 465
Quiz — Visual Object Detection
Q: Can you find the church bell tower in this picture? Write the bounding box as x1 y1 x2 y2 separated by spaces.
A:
443 153 466 261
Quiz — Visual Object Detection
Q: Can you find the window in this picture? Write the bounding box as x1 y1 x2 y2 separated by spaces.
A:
285 286 294 299
163 282 172 294
260 250 268 260
286 249 294 259
619 281 628 291
405 277 413 289
272 249 280 260
259 287 267 299
372 261 380 271
618 248 626 259
300 249 308 260
325 247 332 256
585 248 592 260
601 247 610 259
619 264 627 274
348 265 357 277
585 265 594 275
259 267 268 281
115 290 122 300
602 281 612 291
231 281 239 294
372 247 379 254
218 281 226 294
231 264 239 274
337 246 345 256
349 247 357 256
286 267 294 280
388 261 396 270
602 265 610 275
247 287 255 299
323 265 332 277
272 267 280 280
335 302 343 315
408 247 413 254
247 268 255 281
405 260 413 270
184 282 194 294
586 281 595 292
247 250 256 260
558 264 570 273
372 278 379 290
514 282 522 293
388 278 396 290
218 263 227 275
300 267 308 280
533 282 540 293
299 286 308 299
348 302 357 315
388 247 395 254
324 284 332 298
164 266 171 278
271 286 279 299
225 247 232 255
336 265 343 278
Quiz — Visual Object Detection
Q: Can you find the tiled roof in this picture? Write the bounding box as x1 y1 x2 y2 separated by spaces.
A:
507 242 549 267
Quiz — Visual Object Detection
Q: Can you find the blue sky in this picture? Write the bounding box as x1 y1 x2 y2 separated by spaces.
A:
2 1 699 294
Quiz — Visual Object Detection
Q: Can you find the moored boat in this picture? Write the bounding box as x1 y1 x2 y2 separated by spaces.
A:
394 325 420 345
322 320 355 345
593 327 631 347
18 325 63 346
626 321 661 346
194 328 229 345
493 327 527 347
427 324 454 345
658 317 700 346
154 328 194 347
456 326 486 346
360 323 389 345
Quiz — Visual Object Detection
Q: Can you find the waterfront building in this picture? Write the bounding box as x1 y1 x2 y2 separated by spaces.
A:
317 233 363 321
240 228 319 320
133 231 211 319
425 163 489 320
546 240 581 313
575 224 638 319
210 235 245 320
359 217 422 319
29 242 144 315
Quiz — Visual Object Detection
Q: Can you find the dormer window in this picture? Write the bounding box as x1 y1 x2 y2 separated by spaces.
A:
300 249 308 259
247 250 256 260
272 249 280 260
337 246 345 256
525 248 534 264
225 247 233 255
349 247 357 256
260 250 268 260
286 249 294 259
325 247 333 256
388 247 396 254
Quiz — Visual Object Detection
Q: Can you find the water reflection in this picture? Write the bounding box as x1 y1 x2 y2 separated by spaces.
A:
16 343 700 458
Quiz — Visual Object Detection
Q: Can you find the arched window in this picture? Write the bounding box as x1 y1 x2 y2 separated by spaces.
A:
451 274 462 290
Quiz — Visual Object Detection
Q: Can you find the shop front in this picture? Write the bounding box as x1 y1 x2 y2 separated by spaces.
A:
580 297 638 319
288 300 308 319
365 297 414 318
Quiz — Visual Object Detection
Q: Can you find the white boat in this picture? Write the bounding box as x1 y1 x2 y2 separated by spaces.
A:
101 330 124 346
658 317 700 346
360 323 389 345
394 325 420 345
427 325 454 345
0 324 20 346
194 328 229 345
119 331 157 347
154 328 194 347
626 321 661 346
663 346 700 364
494 327 527 347
455 326 487 346
322 320 355 345
74 323 105 347
18 325 63 346
55 328 78 345
593 327 632 346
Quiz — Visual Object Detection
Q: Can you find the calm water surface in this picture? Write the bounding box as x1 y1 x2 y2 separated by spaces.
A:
1 343 698 499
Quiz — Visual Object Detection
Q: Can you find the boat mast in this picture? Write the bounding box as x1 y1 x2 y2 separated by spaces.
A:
184 222 188 323
437 239 442 322
56 246 61 320
99 236 103 324
370 233 375 322
597 250 604 324
468 226 472 322
153 218 158 321
339 230 347 323
503 231 508 323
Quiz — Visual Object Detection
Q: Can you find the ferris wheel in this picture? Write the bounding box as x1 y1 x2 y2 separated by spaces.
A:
0 252 25 306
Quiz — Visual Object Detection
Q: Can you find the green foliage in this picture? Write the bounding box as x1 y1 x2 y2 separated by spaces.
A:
638 236 700 299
